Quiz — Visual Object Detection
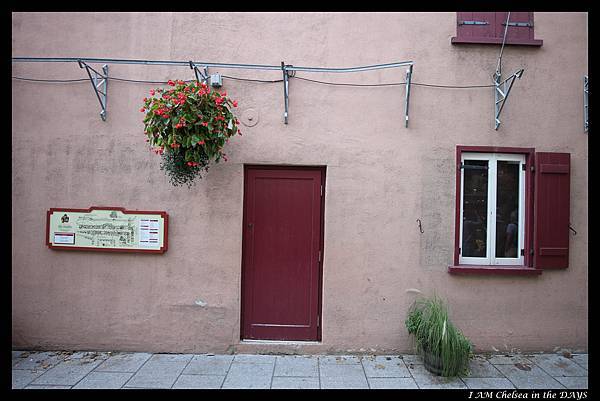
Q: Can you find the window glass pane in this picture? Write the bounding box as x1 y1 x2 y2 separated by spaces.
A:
462 160 488 257
495 161 520 258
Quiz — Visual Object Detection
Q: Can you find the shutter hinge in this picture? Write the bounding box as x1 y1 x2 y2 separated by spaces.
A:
522 164 526 171
317 315 320 328
318 250 322 263
459 247 462 255
531 165 535 172
530 248 534 256
521 249 525 256
459 20 489 25
320 184 323 197
502 22 533 27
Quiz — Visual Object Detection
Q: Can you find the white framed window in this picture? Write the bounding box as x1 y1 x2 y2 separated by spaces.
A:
459 152 525 265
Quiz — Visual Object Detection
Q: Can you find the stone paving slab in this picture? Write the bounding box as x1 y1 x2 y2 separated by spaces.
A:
30 357 105 386
274 355 319 377
527 354 588 377
462 377 516 389
462 357 505 378
487 354 533 365
361 355 411 378
400 354 424 365
408 364 467 389
24 385 73 389
571 354 588 370
554 376 588 389
12 369 46 389
12 351 66 370
495 364 565 389
72 372 134 389
183 354 234 376
221 362 274 389
367 377 419 389
271 376 320 389
232 354 276 364
123 354 192 389
319 355 362 365
319 362 369 389
172 374 225 389
147 353 194 364
95 352 153 373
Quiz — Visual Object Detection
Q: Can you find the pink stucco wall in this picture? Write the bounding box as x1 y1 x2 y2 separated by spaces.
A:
12 12 588 354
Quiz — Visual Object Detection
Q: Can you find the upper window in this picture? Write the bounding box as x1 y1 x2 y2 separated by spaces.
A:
451 12 543 46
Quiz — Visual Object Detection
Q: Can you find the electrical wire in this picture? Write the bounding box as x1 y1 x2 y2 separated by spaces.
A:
292 76 402 87
12 74 496 89
293 76 495 89
221 74 283 83
12 76 88 83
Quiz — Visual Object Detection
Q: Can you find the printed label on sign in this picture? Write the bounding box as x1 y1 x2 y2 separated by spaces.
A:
54 233 75 244
139 219 160 248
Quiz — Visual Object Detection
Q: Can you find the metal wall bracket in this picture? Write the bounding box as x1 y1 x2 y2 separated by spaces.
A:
189 61 209 84
78 61 108 121
404 64 413 128
282 61 290 124
584 75 589 132
493 68 524 130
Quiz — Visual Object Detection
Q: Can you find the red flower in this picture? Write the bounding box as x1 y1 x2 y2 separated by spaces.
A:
232 100 238 107
149 89 155 96
167 80 175 86
197 140 205 145
201 122 208 127
140 108 145 112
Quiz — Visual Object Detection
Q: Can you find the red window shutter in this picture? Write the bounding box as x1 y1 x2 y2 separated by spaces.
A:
496 12 534 42
533 153 571 269
456 12 495 40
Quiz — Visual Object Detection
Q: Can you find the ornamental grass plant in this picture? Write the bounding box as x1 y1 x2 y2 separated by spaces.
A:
141 79 241 187
405 296 472 377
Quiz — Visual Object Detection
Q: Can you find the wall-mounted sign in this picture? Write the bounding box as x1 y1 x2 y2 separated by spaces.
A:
46 206 168 253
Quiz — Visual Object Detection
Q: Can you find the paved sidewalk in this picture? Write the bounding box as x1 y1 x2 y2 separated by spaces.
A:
12 350 588 389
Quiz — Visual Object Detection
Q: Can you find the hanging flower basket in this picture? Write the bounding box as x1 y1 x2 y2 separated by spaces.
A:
141 79 241 187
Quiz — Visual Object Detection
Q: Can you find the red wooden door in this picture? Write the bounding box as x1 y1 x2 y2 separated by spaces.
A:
241 166 324 341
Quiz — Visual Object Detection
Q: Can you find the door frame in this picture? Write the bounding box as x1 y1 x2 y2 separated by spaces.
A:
240 164 326 342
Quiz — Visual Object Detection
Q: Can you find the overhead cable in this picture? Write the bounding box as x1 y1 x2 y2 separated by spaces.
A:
12 74 495 89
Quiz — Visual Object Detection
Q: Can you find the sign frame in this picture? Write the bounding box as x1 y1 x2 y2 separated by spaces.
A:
46 206 168 253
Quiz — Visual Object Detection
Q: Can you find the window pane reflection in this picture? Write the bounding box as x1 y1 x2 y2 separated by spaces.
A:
496 161 520 258
462 160 488 257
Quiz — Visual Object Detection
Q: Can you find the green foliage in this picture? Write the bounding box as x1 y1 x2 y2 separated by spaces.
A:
141 79 241 187
405 296 472 377
159 147 209 188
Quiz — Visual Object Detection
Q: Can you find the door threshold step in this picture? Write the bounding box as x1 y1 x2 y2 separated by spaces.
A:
240 340 322 345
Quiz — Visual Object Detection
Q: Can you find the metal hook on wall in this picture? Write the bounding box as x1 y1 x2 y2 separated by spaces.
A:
416 219 424 234
569 223 577 236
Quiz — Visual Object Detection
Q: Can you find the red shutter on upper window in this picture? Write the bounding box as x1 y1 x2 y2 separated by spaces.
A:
496 12 534 42
533 153 571 269
455 12 495 41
